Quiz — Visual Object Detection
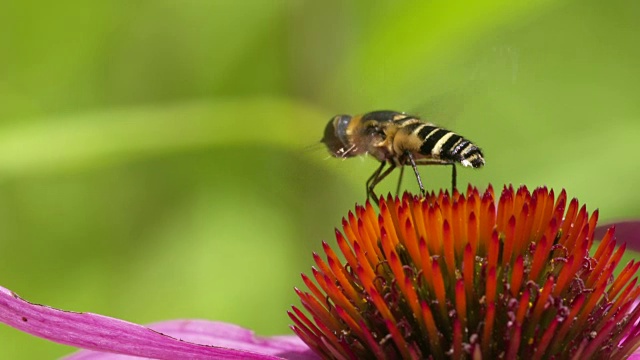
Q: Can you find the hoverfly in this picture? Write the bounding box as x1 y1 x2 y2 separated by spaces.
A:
321 110 485 204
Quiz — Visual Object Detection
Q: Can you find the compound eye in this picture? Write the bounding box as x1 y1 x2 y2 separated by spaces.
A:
333 115 352 145
321 114 352 155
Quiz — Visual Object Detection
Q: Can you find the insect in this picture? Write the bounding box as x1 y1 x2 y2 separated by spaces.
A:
321 110 485 204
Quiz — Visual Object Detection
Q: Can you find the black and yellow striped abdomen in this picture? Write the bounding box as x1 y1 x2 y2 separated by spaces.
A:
411 123 485 168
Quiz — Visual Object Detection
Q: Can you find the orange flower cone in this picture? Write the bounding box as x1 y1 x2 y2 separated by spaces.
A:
291 185 640 359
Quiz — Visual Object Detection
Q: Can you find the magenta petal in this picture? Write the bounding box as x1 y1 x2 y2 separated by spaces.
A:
594 221 640 252
0 286 316 360
64 320 319 360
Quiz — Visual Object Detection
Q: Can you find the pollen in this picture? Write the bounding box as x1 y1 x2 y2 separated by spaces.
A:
289 185 640 359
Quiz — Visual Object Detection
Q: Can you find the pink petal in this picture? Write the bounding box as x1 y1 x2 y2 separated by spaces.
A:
64 321 318 360
595 221 640 252
0 286 317 360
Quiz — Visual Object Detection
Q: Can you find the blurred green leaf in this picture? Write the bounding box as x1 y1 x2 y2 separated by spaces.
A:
0 98 325 177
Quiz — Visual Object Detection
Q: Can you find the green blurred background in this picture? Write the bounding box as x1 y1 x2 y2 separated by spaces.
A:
1 0 639 358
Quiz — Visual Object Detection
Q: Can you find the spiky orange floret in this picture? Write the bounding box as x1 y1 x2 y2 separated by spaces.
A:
289 185 640 359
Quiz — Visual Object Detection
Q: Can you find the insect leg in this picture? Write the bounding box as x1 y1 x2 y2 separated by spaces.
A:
405 152 426 196
366 162 386 205
450 163 457 193
367 162 397 205
412 159 459 195
395 166 405 196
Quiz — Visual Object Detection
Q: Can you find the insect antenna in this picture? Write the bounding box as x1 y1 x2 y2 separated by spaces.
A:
302 142 326 154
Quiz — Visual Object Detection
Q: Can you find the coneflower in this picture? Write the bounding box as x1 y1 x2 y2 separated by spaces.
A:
0 186 639 359
290 185 640 359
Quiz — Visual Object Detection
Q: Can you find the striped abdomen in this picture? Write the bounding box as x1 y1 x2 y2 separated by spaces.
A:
415 124 485 168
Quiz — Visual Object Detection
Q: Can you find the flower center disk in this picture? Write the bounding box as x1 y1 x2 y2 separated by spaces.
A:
289 185 640 360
